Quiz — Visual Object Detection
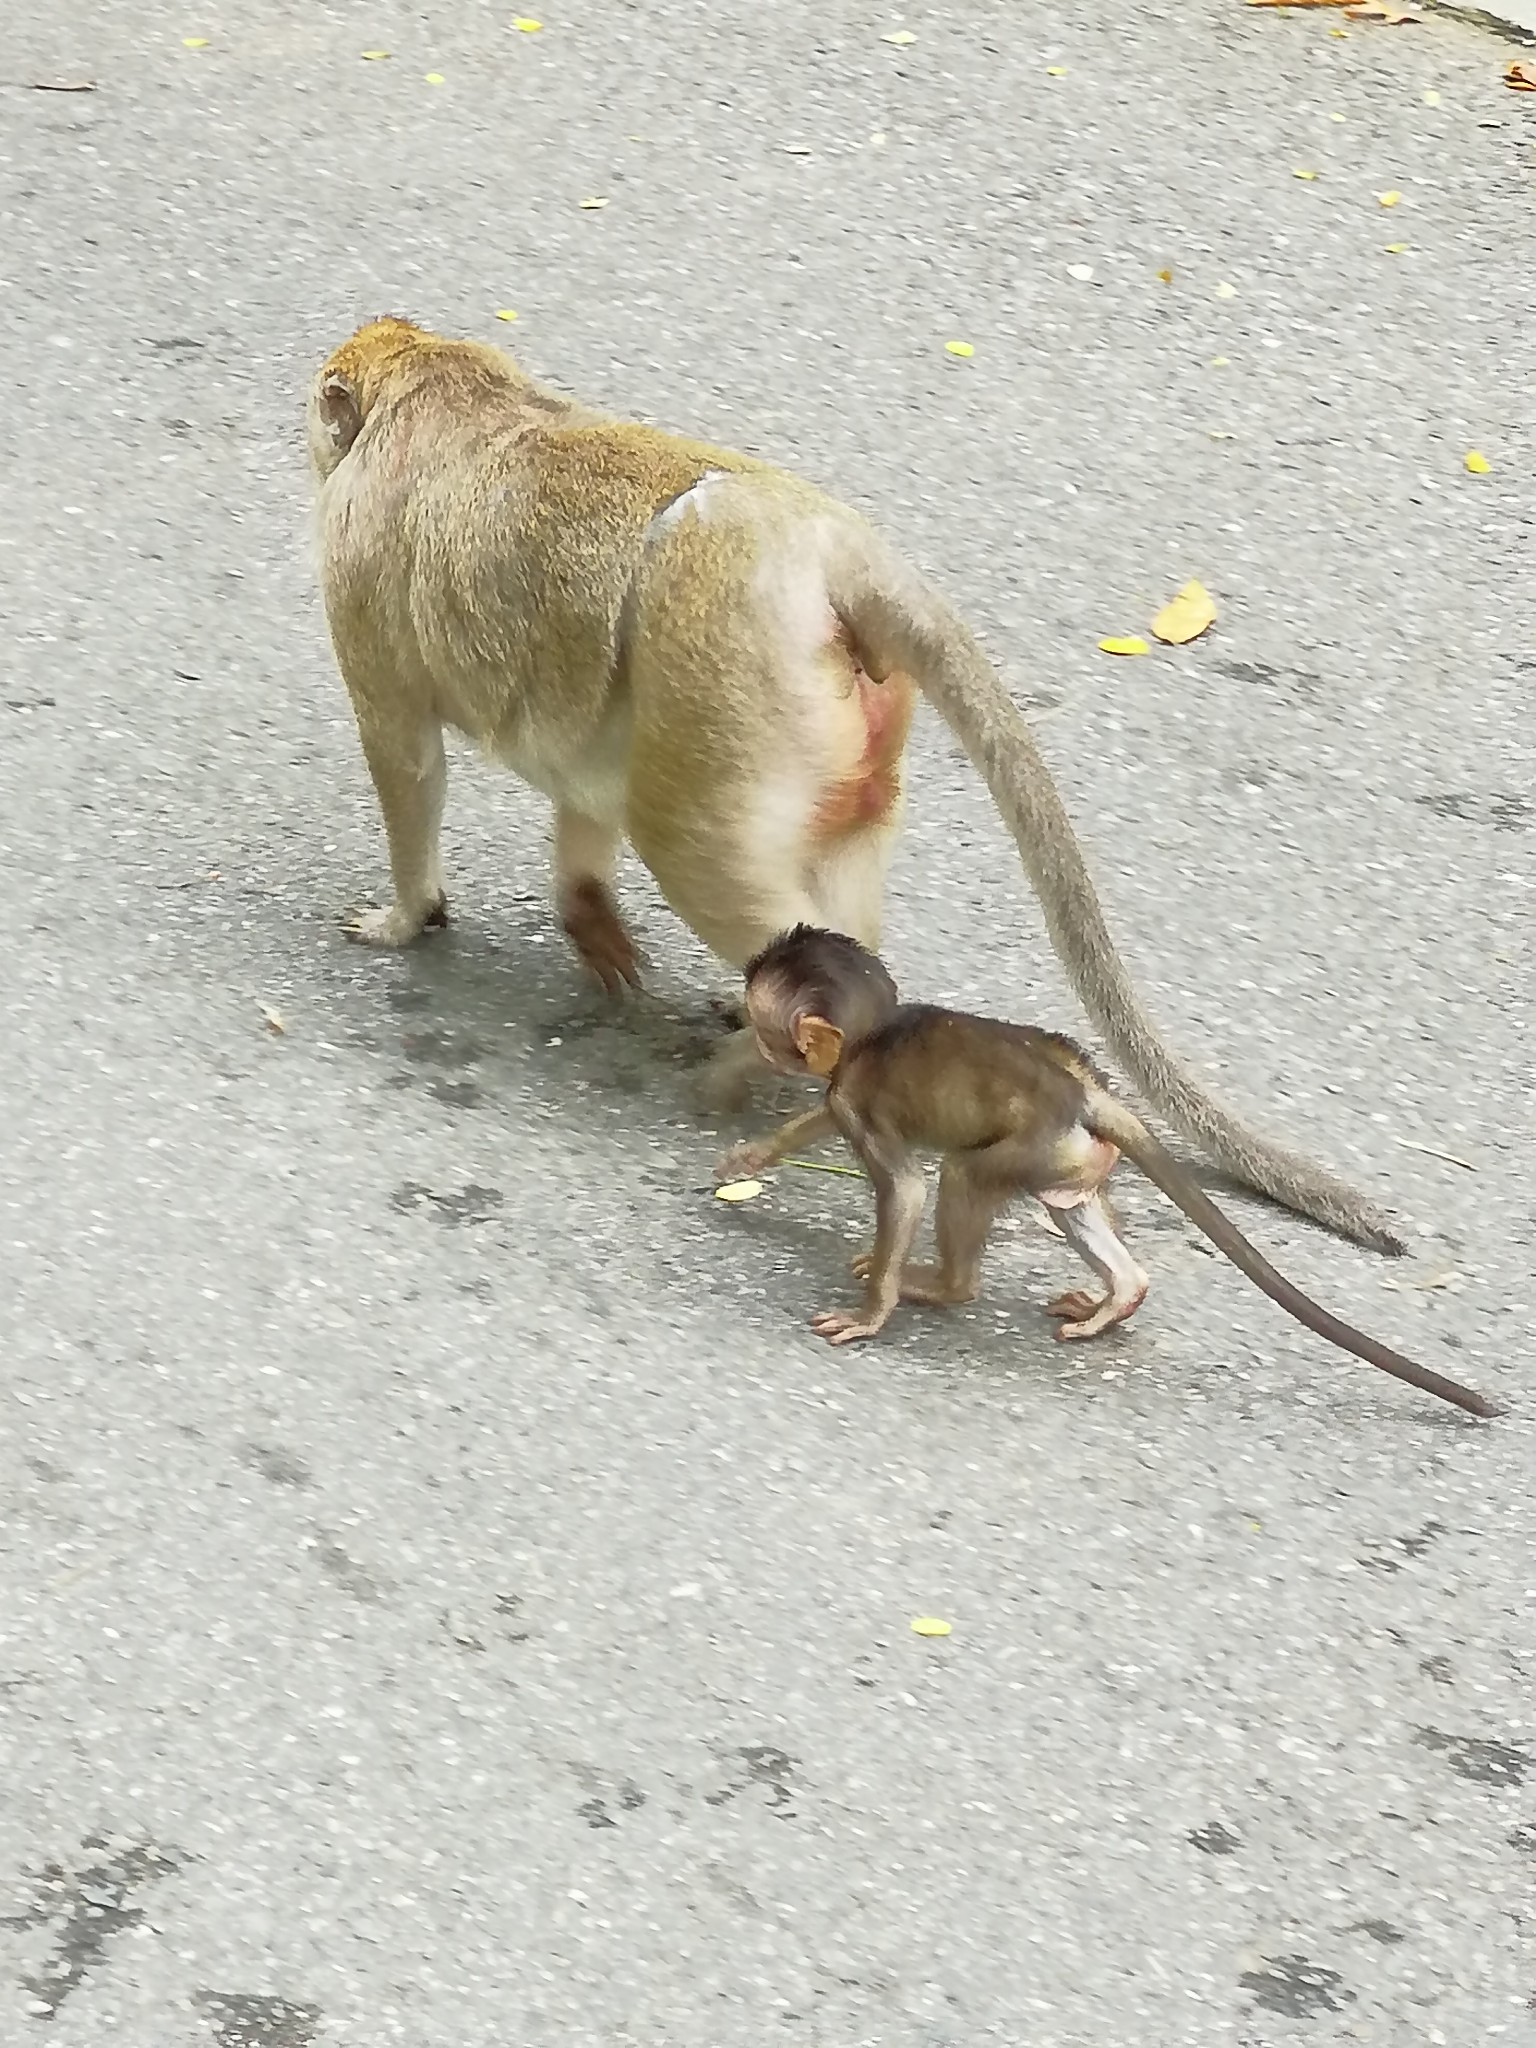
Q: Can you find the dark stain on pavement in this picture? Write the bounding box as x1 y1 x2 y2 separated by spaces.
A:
1239 1954 1355 2018
195 1991 323 2046
390 1182 504 1227
1416 1729 1533 1788
2 1837 184 2020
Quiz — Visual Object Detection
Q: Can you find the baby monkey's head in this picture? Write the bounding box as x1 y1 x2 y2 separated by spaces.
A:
742 925 900 1079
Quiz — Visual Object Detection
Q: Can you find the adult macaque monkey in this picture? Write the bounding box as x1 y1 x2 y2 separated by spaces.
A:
308 315 1403 1253
726 928 1496 1418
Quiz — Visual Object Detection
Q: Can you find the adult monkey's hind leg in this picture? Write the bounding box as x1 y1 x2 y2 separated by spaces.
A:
555 805 640 995
626 757 825 1111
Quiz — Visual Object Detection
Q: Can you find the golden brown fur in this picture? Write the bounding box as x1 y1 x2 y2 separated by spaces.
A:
309 316 1405 1252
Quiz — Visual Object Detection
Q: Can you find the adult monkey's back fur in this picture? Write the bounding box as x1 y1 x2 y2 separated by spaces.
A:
308 316 1404 1255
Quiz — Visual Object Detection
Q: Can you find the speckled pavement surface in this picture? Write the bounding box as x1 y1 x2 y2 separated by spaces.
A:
1 3 1533 2043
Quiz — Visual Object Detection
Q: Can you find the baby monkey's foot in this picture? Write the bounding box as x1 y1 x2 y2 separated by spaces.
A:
810 1306 889 1346
849 1254 971 1308
345 897 449 947
1044 1287 1142 1341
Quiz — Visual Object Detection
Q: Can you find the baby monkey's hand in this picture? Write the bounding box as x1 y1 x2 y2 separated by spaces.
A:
716 1139 774 1183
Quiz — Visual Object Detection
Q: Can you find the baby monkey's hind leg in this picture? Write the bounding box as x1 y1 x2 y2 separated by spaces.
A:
1045 1193 1149 1340
851 1156 1007 1306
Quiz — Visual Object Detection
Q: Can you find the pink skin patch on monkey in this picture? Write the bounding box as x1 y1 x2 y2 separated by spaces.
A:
1038 1133 1121 1209
809 632 913 842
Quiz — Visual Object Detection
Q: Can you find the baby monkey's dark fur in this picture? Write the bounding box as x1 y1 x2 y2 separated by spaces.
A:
723 927 1497 1419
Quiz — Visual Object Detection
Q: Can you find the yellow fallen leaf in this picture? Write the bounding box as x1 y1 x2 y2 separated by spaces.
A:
495 308 519 321
882 29 918 44
714 1179 763 1203
579 196 609 209
360 49 391 60
1506 61 1536 92
181 35 209 48
1150 579 1217 646
512 15 543 29
1209 355 1230 367
1099 636 1150 657
911 1616 952 1637
1464 450 1490 475
1156 267 1173 283
1215 281 1237 298
1384 241 1407 254
1293 168 1318 180
944 339 974 358
1376 189 1401 207
424 71 445 83
1046 65 1068 75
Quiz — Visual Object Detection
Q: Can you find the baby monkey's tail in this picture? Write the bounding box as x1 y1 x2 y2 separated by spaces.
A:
1090 1096 1498 1419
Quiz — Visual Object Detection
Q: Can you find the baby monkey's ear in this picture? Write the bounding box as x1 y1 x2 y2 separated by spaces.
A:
794 1015 844 1077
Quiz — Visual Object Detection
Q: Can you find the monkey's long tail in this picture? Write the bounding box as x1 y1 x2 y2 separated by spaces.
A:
1089 1098 1497 1418
834 560 1407 1257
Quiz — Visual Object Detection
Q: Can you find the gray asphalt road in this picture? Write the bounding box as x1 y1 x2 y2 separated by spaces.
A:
2 3 1533 2044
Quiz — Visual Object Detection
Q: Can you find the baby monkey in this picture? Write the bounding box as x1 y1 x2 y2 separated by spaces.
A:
723 927 1498 1419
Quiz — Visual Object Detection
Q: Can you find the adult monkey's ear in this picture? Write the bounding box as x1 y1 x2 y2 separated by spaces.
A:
794 1015 844 1077
318 374 363 455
